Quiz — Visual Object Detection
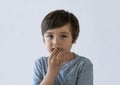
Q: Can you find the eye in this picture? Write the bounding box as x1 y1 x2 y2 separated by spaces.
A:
46 34 54 40
60 35 68 39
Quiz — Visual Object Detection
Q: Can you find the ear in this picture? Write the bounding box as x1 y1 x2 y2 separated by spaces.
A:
73 40 76 44
43 37 45 43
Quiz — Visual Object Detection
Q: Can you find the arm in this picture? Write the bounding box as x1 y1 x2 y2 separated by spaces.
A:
40 48 64 85
32 48 67 85
32 58 57 85
39 73 56 85
32 59 43 85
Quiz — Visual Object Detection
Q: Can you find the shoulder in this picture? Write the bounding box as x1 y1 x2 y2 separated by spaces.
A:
35 57 48 62
74 53 93 68
34 57 48 66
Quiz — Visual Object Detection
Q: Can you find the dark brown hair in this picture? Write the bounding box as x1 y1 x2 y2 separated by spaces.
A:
41 9 80 43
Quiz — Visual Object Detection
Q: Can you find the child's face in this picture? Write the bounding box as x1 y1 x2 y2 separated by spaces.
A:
43 24 73 54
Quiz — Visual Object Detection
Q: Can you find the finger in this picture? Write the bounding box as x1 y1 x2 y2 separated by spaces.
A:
56 50 63 60
49 48 58 60
50 48 57 55
56 50 65 64
49 48 61 61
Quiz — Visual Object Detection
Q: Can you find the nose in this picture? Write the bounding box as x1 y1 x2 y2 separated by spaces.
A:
53 37 62 48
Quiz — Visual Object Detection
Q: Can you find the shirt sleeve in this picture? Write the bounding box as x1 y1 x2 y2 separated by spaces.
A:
77 58 93 85
32 59 43 85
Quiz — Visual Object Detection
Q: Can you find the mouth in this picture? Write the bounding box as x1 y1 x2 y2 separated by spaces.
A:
51 48 62 52
50 48 70 57
51 48 55 52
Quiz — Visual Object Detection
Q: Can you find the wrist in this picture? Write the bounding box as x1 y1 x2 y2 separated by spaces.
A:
46 72 57 80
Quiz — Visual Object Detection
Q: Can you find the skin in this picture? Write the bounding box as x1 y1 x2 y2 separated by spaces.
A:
40 24 76 85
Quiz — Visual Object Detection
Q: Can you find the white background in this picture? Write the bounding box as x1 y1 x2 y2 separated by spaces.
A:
0 0 120 85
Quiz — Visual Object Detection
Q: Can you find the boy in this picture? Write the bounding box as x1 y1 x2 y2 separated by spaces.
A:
32 9 93 85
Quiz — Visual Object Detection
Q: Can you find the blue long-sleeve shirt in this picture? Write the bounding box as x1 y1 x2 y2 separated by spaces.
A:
32 53 93 85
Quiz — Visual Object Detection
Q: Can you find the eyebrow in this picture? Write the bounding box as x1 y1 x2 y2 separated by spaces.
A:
46 32 53 34
60 32 69 35
46 32 69 35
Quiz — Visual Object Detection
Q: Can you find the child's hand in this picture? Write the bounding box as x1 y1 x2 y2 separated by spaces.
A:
47 48 64 78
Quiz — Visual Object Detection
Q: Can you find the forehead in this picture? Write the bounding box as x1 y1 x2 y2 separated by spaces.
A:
45 24 71 34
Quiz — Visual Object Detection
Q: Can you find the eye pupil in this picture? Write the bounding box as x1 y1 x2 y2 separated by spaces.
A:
46 35 53 40
60 35 67 39
46 34 67 40
49 35 53 39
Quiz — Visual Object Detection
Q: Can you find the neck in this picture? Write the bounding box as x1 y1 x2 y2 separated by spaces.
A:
62 52 75 64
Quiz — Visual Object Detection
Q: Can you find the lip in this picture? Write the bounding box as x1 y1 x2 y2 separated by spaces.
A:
51 48 55 52
51 48 63 52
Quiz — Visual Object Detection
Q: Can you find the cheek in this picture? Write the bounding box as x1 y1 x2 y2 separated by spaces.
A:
61 38 72 50
63 43 73 52
45 41 52 52
46 42 51 48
